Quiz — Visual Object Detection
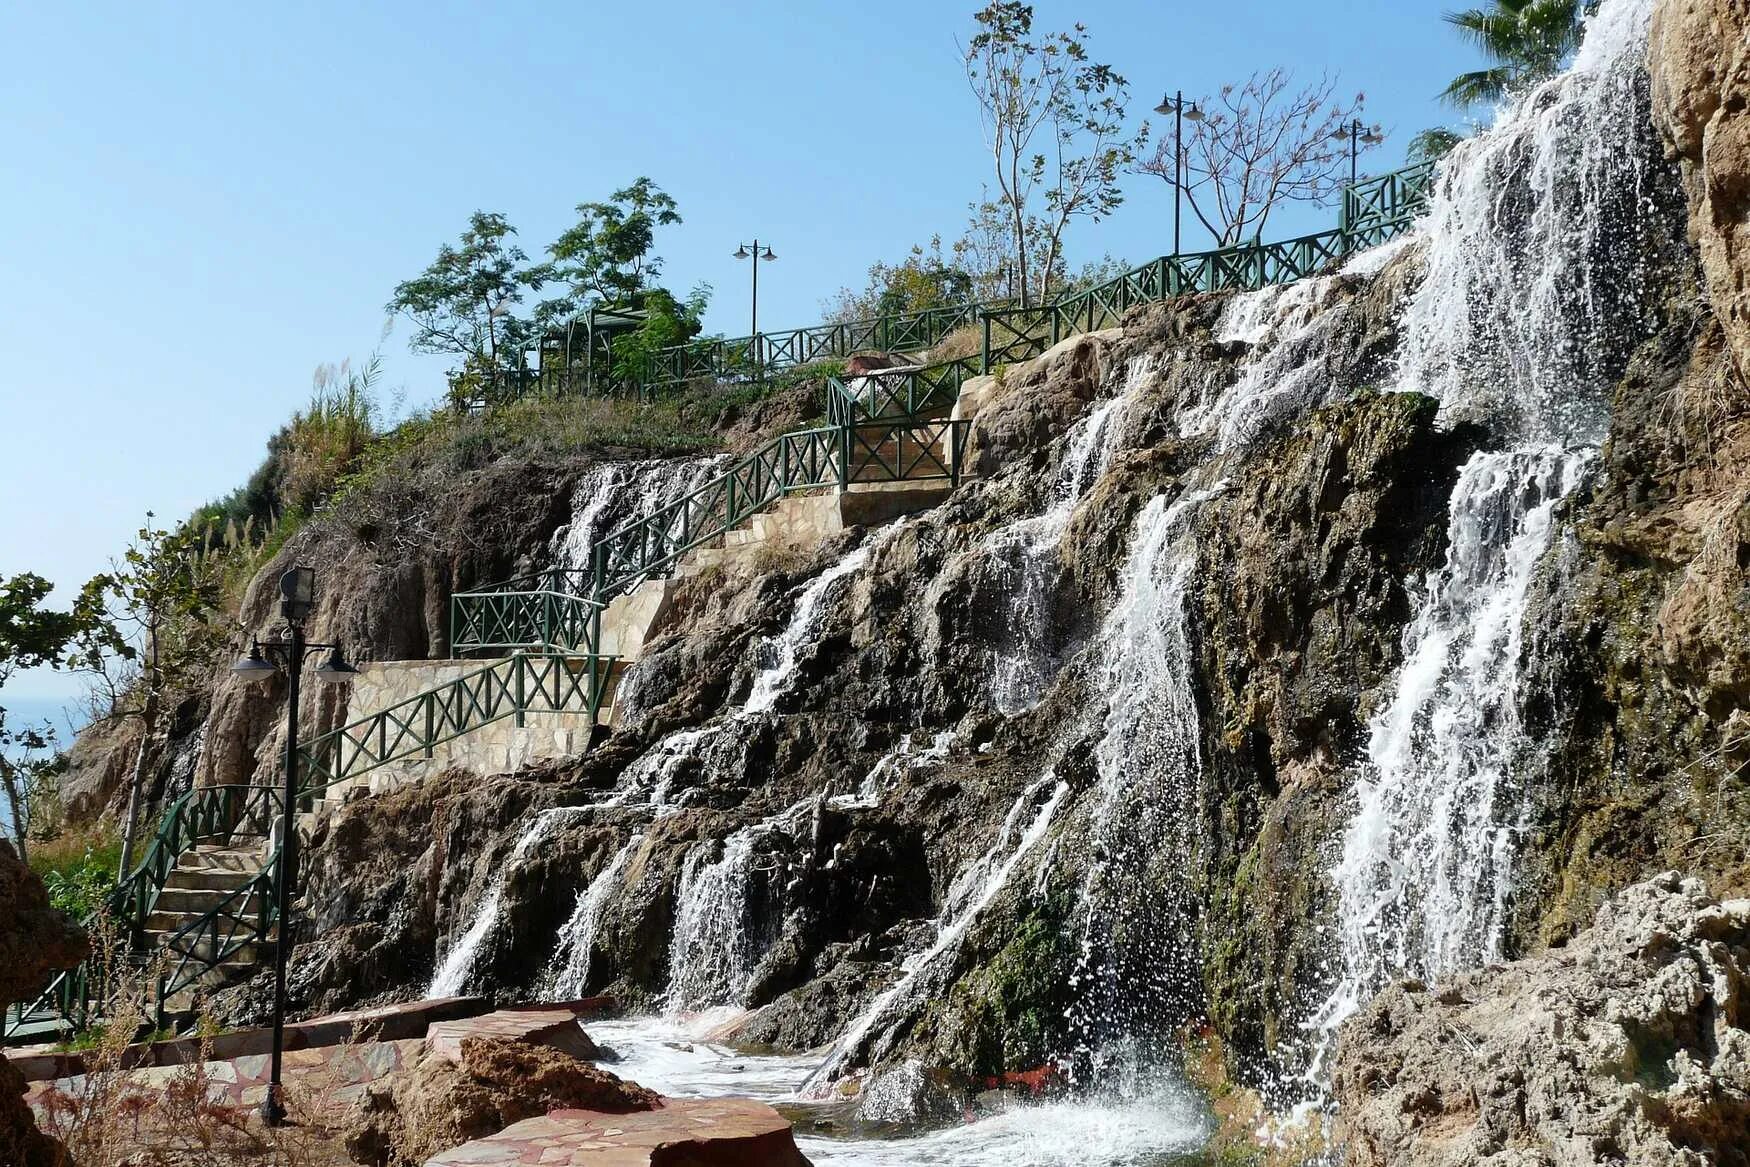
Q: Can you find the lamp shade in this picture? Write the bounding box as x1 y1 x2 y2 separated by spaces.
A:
1153 94 1174 115
733 245 751 259
1183 104 1204 122
316 645 359 683
280 566 315 622
760 247 777 261
231 642 276 679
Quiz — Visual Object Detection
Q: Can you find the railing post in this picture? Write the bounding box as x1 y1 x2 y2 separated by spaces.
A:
424 693 435 759
514 655 527 729
838 424 851 491
981 313 992 375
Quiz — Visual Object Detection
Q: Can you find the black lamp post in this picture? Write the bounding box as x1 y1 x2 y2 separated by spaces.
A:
1153 91 1203 255
1337 117 1385 186
229 566 357 1126
732 239 777 375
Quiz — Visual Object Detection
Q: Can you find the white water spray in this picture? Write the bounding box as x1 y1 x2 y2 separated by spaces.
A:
429 806 586 996
547 834 642 998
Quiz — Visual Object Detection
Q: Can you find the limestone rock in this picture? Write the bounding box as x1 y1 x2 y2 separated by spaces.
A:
345 1033 659 1166
1652 0 1750 379
0 839 87 1167
1333 872 1750 1166
423 1097 812 1167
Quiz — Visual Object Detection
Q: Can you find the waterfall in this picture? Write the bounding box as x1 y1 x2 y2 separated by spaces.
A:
666 830 763 1011
744 534 887 715
1301 0 1677 1093
1393 0 1668 442
987 357 1146 714
1066 486 1221 1069
429 806 585 996
1182 277 1355 453
551 456 727 573
802 775 1071 1094
547 834 642 998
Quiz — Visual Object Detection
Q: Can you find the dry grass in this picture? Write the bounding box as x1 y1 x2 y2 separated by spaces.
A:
29 924 360 1167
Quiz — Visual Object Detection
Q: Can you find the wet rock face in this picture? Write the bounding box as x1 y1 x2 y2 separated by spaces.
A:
0 840 86 1167
1652 0 1750 378
1333 873 1750 1167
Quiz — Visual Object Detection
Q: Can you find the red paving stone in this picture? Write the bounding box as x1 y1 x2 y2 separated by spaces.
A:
426 1008 602 1064
422 1097 810 1166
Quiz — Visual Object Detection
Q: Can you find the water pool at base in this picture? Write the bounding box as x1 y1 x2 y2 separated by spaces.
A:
585 1014 1212 1167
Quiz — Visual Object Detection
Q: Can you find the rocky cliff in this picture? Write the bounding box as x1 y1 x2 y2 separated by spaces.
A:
38 0 1750 1161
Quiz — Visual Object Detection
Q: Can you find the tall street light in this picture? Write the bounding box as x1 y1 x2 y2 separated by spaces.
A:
1153 91 1203 255
732 240 777 376
1336 117 1385 186
230 566 357 1126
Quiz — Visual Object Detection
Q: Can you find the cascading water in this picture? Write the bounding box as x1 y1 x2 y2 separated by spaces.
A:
1393 0 1672 442
803 774 1071 1093
1065 485 1222 1076
547 834 642 998
1181 276 1356 453
985 359 1143 714
550 456 726 573
1299 0 1682 1096
1306 449 1592 1058
429 806 587 996
744 537 881 714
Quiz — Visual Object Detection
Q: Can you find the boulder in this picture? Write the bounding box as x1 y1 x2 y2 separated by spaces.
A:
345 1034 659 1166
1333 872 1750 1166
425 1008 608 1065
422 1097 812 1167
0 838 87 1167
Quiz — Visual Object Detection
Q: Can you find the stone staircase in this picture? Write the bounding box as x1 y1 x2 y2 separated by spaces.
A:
141 839 276 1016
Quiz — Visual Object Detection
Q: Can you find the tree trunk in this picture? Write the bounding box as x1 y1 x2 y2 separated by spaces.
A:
116 731 150 882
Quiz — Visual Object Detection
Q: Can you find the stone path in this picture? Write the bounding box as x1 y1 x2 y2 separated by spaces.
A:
424 1098 811 1166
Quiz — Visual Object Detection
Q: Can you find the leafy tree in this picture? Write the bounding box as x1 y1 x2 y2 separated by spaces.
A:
70 517 228 879
1441 0 1593 108
1409 127 1465 164
824 238 976 323
962 3 1142 306
1138 69 1374 248
388 212 544 375
609 285 712 385
0 574 105 860
540 178 683 326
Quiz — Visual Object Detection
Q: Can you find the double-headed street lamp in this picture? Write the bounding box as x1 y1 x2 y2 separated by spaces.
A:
732 239 776 375
1153 91 1203 255
1336 117 1385 186
230 566 357 1126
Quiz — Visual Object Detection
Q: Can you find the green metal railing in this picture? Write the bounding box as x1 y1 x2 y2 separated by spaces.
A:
296 651 616 795
451 573 604 656
3 783 281 1042
469 162 1434 407
825 355 981 427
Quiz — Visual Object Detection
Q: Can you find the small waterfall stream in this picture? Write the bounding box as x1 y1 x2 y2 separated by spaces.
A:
428 806 588 996
986 362 1142 714
547 834 642 998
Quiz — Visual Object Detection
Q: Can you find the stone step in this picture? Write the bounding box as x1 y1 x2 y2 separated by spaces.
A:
162 866 258 893
152 887 263 916
178 844 268 873
143 930 272 965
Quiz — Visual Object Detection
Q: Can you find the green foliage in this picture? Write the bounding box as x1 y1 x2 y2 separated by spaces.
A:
539 177 682 327
824 237 975 324
1440 0 1593 108
280 356 380 512
1409 127 1465 164
387 211 545 372
610 285 710 385
0 573 110 855
39 850 114 917
964 3 1141 304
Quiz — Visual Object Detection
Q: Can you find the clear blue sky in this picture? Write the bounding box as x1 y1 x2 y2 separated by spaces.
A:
0 1 1468 698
